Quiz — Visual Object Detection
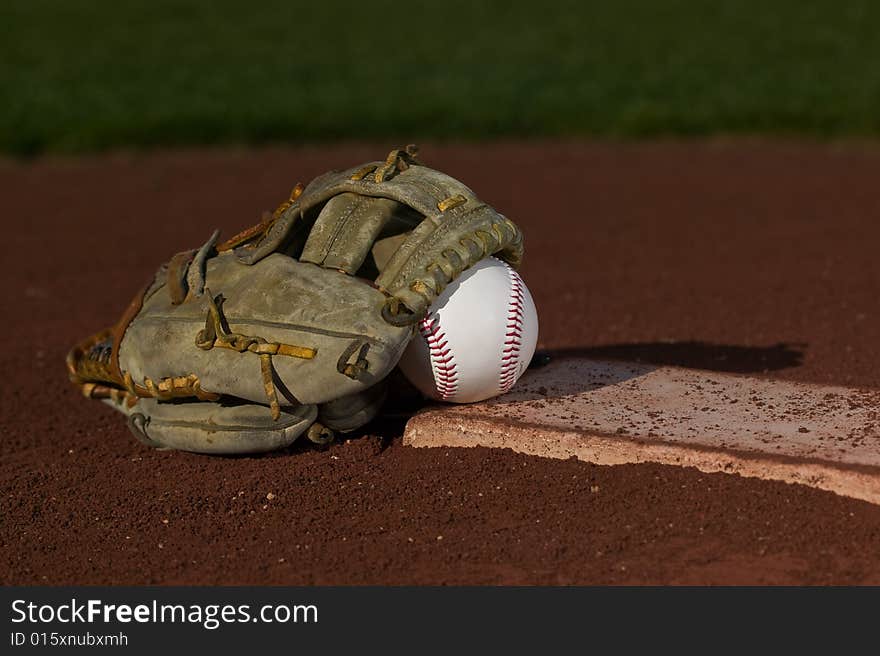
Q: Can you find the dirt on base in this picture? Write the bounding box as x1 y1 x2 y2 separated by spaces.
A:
2 141 880 585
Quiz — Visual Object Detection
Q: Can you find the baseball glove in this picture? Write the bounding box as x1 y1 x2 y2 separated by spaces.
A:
66 146 524 454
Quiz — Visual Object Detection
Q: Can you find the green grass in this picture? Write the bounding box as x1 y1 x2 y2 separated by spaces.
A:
2 0 880 154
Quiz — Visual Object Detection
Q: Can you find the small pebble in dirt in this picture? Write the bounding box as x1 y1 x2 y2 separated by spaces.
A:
266 492 276 500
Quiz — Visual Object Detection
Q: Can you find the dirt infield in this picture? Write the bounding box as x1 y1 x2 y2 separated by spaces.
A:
3 141 880 585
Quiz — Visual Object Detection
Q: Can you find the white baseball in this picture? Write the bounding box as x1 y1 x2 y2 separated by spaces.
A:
398 257 539 403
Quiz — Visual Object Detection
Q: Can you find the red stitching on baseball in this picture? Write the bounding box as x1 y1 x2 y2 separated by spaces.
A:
419 313 459 400
498 265 525 393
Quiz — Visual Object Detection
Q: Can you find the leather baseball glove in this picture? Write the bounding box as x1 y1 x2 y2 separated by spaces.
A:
67 146 523 454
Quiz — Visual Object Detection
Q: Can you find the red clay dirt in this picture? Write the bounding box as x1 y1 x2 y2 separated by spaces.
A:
2 141 880 585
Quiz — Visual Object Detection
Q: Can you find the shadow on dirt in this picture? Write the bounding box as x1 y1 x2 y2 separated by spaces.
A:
539 341 805 375
477 341 808 404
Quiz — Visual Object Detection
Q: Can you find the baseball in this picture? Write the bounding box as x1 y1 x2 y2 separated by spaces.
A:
398 257 539 403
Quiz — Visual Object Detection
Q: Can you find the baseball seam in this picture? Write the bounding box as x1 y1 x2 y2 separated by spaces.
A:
498 266 525 394
419 313 459 400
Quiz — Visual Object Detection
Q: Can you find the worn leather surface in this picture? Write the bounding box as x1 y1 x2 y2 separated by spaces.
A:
69 148 524 454
120 252 412 406
114 397 317 454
